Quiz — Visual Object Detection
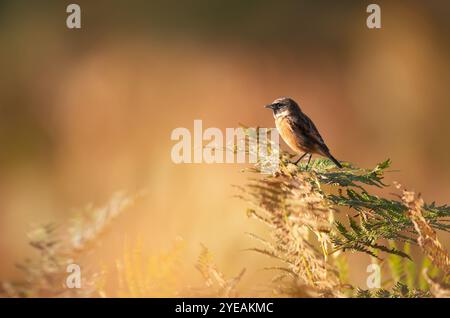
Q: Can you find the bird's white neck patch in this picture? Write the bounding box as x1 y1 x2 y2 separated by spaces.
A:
274 109 290 119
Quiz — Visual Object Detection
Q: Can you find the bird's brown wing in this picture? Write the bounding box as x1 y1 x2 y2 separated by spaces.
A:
291 112 329 153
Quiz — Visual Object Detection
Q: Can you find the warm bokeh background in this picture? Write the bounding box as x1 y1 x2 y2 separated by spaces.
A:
0 0 449 295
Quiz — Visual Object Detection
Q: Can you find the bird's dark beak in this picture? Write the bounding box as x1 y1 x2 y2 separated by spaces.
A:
265 103 275 109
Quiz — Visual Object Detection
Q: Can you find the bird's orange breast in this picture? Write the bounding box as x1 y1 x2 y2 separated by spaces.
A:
275 116 307 153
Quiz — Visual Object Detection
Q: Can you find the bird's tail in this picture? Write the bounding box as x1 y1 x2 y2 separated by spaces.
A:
325 152 342 168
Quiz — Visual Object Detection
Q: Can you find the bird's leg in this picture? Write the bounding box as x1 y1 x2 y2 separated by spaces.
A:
305 153 313 170
293 153 308 165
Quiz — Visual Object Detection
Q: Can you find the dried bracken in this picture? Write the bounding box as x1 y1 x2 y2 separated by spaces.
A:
112 237 185 297
240 171 341 296
0 191 145 297
2 131 450 298
423 268 450 298
195 245 246 297
237 128 450 297
402 190 450 274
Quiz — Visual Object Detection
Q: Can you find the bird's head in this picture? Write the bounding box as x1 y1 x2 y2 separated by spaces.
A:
265 97 300 116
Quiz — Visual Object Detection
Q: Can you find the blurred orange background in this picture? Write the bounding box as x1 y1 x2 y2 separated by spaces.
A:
0 1 449 295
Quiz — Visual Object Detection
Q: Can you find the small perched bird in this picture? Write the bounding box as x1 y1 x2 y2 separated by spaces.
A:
265 97 342 168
